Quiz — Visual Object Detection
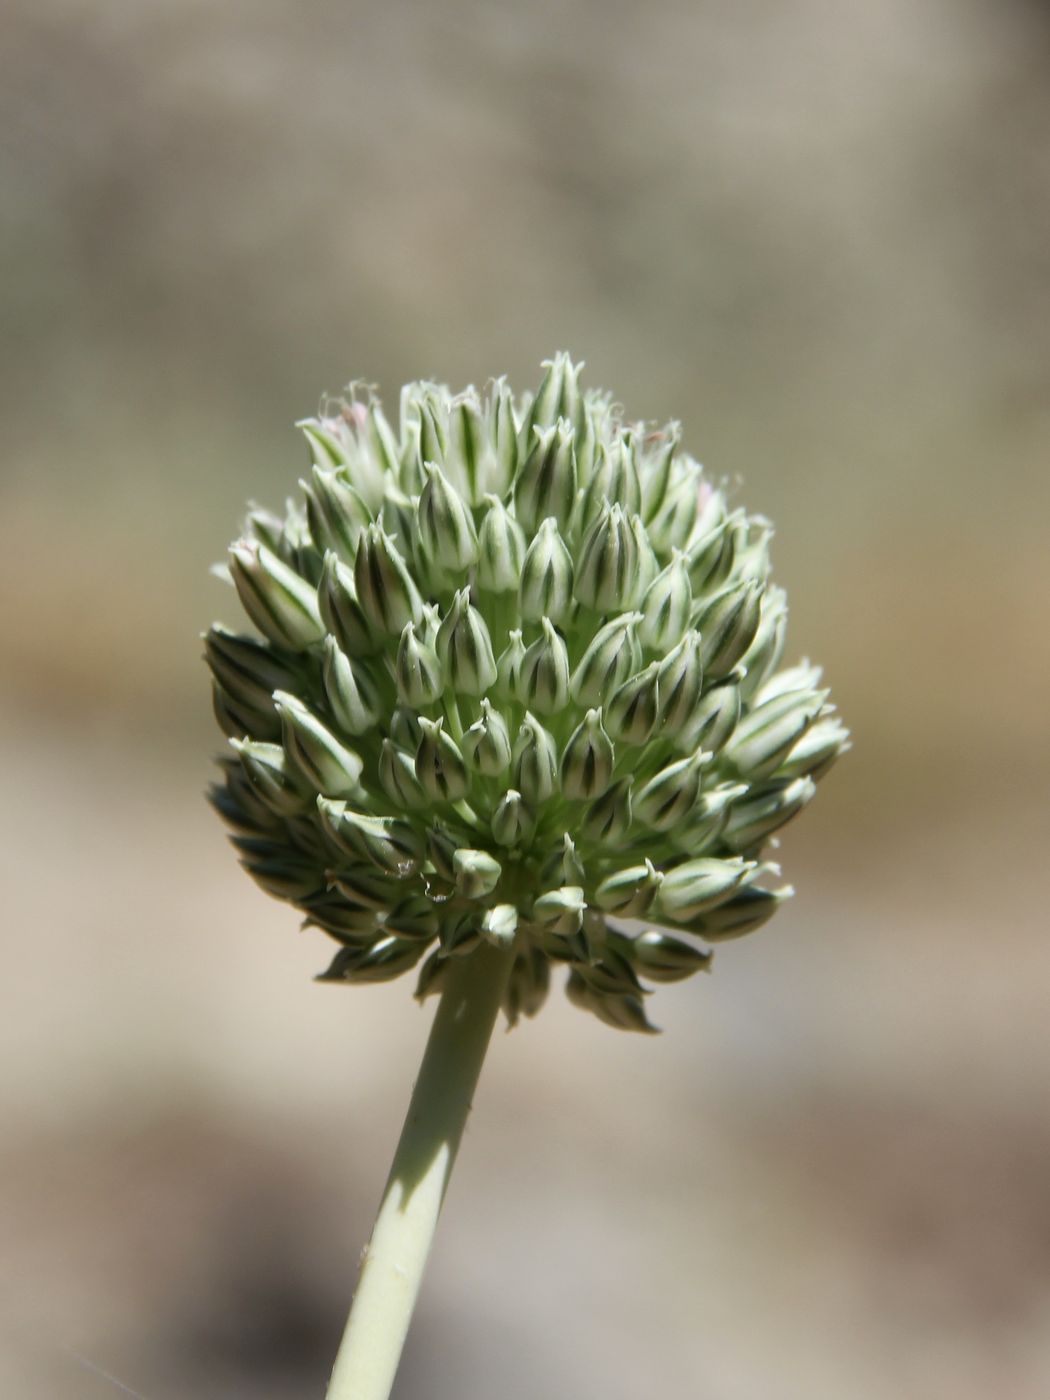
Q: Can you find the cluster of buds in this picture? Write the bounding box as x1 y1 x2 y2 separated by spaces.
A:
207 355 848 1031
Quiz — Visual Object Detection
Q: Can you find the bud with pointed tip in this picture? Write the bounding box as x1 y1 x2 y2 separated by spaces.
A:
656 630 705 735
496 628 527 698
604 662 661 744
453 849 502 900
575 503 639 612
777 713 850 781
229 539 325 651
376 741 426 810
436 590 498 696
514 421 577 532
418 462 478 574
414 717 469 802
476 495 527 593
318 551 376 656
490 789 534 847
354 524 423 635
723 776 816 851
621 929 713 982
204 625 301 721
517 618 571 715
461 699 512 776
675 679 740 755
531 885 586 934
686 883 793 940
647 462 701 552
633 750 708 831
523 353 582 440
302 465 371 559
582 777 633 844
638 550 693 653
594 859 663 917
395 623 443 707
570 612 641 707
560 709 615 800
231 738 311 816
695 580 763 679
322 636 380 736
656 857 755 921
511 713 559 803
275 691 364 797
481 902 519 949
318 800 424 877
519 518 574 623
581 438 641 524
722 688 825 781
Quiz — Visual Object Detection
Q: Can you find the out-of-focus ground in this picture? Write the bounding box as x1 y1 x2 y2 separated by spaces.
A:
1 0 1048 1396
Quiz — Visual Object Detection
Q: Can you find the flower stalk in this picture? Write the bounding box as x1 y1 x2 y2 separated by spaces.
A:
326 939 515 1400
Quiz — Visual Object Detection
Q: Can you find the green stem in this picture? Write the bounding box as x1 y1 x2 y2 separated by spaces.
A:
326 939 515 1400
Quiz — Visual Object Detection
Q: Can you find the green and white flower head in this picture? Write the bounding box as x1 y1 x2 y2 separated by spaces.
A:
207 355 848 1031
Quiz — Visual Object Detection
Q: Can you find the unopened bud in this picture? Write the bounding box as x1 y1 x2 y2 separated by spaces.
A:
378 739 427 809
519 518 574 623
604 662 661 744
656 857 755 921
414 717 469 802
723 776 816 851
317 799 423 877
722 687 825 780
231 738 311 816
318 551 376 656
275 691 364 796
531 885 586 933
686 883 793 941
491 788 534 847
436 589 498 696
453 848 503 899
647 462 700 551
639 550 693 653
511 712 559 802
496 628 527 698
633 750 707 830
477 495 527 593
481 902 519 948
574 503 639 612
514 421 577 532
418 462 478 574
322 636 380 736
353 524 423 635
581 437 641 525
675 679 741 755
560 709 615 800
582 777 633 844
395 623 443 707
594 859 663 917
517 618 571 714
695 580 763 679
656 630 705 735
570 613 641 707
461 699 512 776
626 929 713 982
229 539 324 651
302 465 371 559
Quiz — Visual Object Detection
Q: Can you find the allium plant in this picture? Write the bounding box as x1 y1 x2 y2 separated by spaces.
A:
206 354 848 1399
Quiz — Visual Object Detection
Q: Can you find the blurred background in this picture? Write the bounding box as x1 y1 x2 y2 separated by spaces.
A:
2 0 1048 1395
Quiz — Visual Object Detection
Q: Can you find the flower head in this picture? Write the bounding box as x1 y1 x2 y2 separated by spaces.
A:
207 355 848 1031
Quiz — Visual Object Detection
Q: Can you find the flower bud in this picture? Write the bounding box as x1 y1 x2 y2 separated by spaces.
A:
594 859 663 917
647 462 701 552
519 518 574 623
317 800 424 877
685 883 792 941
566 970 655 1033
675 679 740 755
581 437 641 525
560 709 615 800
514 421 577 533
622 929 712 982
639 424 679 520
755 660 824 705
723 776 816 851
461 699 512 776
776 713 850 781
656 857 755 921
418 462 478 574
235 839 325 901
656 630 705 735
737 586 788 700
318 550 376 656
490 788 534 847
299 889 380 940
574 503 639 612
487 377 519 493
372 897 436 943
440 911 484 958
302 465 371 559
436 589 498 696
539 833 586 888
517 618 571 715
496 628 527 698
353 524 423 636
447 393 489 504
604 662 661 744
531 885 586 933
389 707 423 752
581 777 632 844
204 625 300 720
327 864 402 912
395 622 444 707
231 738 311 816
275 691 364 797
474 904 516 952
423 824 460 883
378 739 428 809
453 848 503 900
722 688 825 780
322 635 381 736
209 759 283 835
476 495 527 593
570 612 641 707
414 717 469 802
504 945 550 1023
638 550 693 653
633 750 707 830
695 580 763 679
414 950 450 1002
523 353 582 440
211 679 273 743
319 934 426 984
511 712 559 803
228 539 324 651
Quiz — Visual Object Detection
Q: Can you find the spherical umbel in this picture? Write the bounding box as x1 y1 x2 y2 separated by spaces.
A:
206 354 848 1031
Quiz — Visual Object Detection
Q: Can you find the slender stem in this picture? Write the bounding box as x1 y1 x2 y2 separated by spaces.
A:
326 939 515 1400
